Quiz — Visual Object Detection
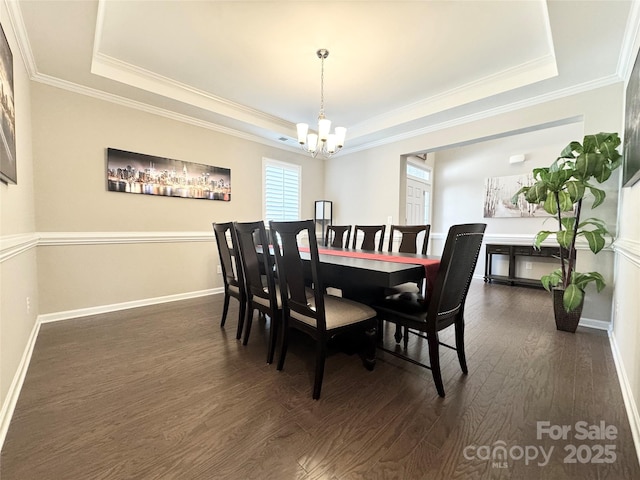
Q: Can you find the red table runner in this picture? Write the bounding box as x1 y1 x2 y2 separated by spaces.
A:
301 247 440 296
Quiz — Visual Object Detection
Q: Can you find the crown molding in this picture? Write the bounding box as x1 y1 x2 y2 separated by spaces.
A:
4 0 38 77
90 52 294 134
346 74 622 154
30 71 301 154
616 0 640 81
349 53 558 141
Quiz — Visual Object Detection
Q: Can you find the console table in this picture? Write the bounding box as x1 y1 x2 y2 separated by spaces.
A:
484 243 573 288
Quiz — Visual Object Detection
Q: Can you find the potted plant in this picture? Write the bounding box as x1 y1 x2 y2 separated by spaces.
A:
512 132 621 332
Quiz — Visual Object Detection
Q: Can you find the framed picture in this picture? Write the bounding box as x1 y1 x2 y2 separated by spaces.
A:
0 22 16 185
623 47 640 188
484 174 543 218
107 148 231 201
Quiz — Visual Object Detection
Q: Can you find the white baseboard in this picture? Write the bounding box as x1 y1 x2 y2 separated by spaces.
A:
608 330 640 467
38 288 223 323
0 319 41 452
578 317 610 331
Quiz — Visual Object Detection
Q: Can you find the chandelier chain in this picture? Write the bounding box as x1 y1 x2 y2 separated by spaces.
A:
319 53 325 118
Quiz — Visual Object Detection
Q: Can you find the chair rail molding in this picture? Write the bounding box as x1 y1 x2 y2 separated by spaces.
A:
612 238 640 267
430 232 603 250
0 233 39 263
38 231 215 245
2 231 218 263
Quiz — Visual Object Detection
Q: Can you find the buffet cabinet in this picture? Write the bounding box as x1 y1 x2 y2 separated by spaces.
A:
483 243 574 288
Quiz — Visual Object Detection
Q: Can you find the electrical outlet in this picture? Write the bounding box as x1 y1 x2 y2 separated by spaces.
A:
217 265 222 274
26 296 31 314
525 262 533 270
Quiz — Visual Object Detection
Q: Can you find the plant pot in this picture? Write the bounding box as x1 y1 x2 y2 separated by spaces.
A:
552 288 584 333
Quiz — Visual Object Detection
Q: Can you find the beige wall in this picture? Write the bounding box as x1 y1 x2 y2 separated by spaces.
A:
0 8 38 416
611 43 640 454
31 83 323 314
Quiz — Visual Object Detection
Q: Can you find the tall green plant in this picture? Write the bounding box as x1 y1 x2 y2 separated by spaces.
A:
512 132 621 312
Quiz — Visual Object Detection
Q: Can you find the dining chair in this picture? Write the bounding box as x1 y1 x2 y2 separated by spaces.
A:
324 224 352 248
352 224 386 251
373 223 486 397
386 224 432 343
270 220 378 400
234 221 281 364
212 222 247 340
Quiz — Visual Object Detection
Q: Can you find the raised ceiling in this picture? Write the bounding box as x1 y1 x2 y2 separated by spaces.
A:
8 0 638 154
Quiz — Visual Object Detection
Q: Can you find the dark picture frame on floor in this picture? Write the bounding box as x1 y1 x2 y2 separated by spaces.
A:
0 22 16 185
106 148 231 201
623 47 640 187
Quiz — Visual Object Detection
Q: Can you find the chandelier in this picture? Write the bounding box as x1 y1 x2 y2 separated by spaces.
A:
296 49 346 158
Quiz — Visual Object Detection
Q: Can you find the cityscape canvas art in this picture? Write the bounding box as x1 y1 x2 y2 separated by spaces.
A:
0 22 16 185
107 148 231 201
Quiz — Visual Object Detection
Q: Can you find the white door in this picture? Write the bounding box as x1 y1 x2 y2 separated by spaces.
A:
406 176 430 225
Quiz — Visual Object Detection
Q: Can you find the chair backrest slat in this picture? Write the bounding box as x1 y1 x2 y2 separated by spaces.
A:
352 224 386 251
325 225 352 248
234 221 275 304
388 224 431 254
213 222 243 289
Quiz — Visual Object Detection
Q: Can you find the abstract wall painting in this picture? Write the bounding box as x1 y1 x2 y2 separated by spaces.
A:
483 173 544 218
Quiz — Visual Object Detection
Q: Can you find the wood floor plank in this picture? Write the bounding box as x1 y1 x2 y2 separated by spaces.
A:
1 281 639 480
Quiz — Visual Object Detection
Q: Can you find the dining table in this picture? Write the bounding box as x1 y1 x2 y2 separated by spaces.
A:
299 245 441 304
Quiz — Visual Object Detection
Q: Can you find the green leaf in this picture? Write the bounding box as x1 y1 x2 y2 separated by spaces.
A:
534 231 552 249
576 152 602 178
578 217 608 231
511 185 529 204
560 141 582 158
541 269 562 291
560 216 577 232
593 162 612 183
556 230 574 249
571 271 607 292
525 181 548 203
582 230 606 253
543 196 558 215
564 180 585 203
586 185 606 208
563 284 584 312
557 190 574 212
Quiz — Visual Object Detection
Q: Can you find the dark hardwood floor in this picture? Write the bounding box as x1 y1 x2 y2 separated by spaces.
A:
1 280 639 479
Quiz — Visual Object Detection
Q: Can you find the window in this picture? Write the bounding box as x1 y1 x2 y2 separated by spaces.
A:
407 163 431 182
263 158 301 222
